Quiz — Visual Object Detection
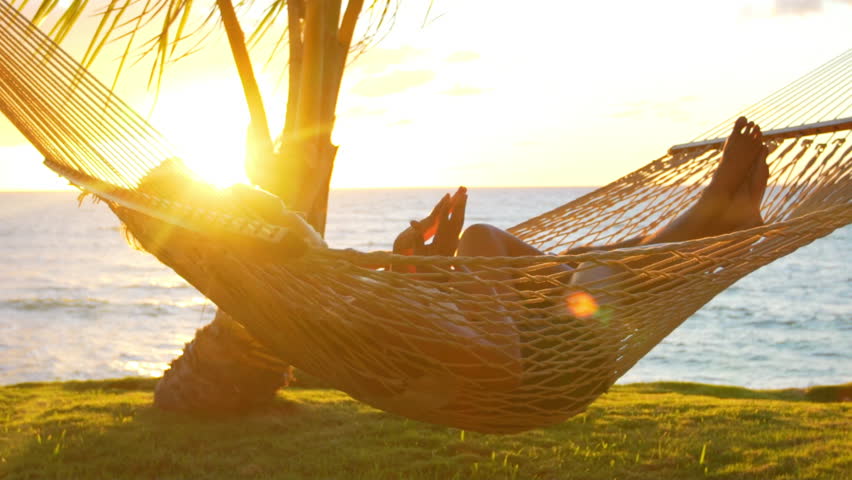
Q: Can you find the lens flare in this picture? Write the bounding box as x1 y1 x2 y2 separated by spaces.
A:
566 291 599 319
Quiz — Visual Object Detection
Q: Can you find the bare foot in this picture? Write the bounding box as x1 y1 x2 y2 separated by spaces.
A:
716 144 769 232
704 116 765 200
697 117 768 236
644 117 769 244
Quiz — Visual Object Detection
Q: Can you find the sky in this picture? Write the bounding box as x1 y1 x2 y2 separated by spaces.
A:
0 0 851 190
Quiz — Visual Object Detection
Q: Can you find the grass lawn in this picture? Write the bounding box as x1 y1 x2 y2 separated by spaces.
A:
1 378 849 479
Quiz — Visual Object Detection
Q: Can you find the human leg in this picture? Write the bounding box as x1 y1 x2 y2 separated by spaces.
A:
572 117 770 287
642 116 769 244
457 223 547 256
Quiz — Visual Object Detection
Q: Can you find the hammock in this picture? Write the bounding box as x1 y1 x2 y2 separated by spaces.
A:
1 1 850 433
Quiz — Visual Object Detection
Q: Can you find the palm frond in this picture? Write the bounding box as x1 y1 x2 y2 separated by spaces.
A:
245 0 285 47
80 0 131 69
19 0 432 88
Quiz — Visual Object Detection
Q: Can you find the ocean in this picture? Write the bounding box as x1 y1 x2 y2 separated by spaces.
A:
0 189 849 388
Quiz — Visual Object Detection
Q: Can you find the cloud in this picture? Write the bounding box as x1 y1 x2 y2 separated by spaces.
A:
741 0 850 17
441 85 488 96
774 0 823 15
350 70 436 97
351 46 427 75
445 51 480 63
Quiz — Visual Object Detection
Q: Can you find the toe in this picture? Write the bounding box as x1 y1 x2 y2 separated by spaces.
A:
745 121 755 137
733 116 748 135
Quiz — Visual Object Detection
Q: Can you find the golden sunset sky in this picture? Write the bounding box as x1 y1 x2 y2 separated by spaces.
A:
0 0 850 190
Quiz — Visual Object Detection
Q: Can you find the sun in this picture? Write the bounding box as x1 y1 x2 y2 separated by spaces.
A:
149 78 254 189
180 147 249 189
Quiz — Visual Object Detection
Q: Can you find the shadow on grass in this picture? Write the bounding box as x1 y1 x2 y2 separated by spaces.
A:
621 381 852 403
3 379 850 479
21 375 847 403
4 388 405 480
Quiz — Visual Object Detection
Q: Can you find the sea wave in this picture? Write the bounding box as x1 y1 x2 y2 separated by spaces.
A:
0 297 211 313
1 297 110 311
119 282 193 292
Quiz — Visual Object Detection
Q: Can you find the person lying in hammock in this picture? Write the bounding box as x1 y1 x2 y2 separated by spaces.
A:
387 116 769 396
131 116 769 407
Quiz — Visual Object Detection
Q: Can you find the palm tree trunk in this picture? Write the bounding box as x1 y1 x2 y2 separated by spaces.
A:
154 0 363 413
155 309 293 413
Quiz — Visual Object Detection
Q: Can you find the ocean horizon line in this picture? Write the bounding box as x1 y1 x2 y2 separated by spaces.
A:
0 185 604 194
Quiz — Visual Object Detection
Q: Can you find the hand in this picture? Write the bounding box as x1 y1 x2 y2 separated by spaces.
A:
432 186 467 256
392 187 468 271
411 191 452 244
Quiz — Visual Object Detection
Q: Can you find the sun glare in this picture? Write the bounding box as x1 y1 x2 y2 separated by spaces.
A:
181 149 249 189
566 291 599 319
151 79 253 189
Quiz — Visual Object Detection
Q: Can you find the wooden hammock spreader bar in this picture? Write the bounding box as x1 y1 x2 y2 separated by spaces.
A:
669 116 852 154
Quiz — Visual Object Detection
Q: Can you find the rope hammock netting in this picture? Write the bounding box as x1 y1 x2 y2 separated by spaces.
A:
1 0 850 433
